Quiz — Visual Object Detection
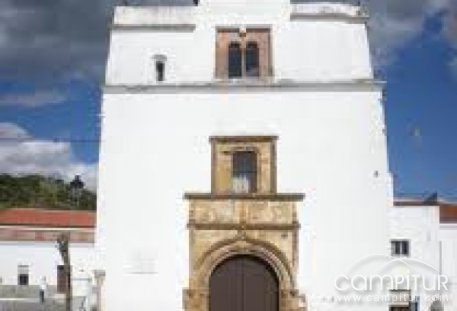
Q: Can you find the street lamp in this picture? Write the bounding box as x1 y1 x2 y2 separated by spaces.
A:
70 175 84 209
58 175 84 311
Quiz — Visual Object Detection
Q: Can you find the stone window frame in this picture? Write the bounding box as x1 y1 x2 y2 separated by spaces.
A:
210 136 277 195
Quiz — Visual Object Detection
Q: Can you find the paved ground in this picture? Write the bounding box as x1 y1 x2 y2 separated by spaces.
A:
0 300 63 311
0 298 87 311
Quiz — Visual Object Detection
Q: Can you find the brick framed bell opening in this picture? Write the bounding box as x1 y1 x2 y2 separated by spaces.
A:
183 136 305 311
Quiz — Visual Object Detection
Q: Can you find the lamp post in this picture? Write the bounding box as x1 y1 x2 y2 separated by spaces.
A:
57 233 72 311
58 175 85 311
70 175 84 209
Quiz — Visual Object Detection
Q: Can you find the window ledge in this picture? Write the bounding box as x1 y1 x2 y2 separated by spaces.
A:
184 192 305 201
214 77 275 83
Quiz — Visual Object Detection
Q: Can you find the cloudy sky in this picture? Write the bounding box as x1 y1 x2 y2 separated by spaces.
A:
0 0 456 196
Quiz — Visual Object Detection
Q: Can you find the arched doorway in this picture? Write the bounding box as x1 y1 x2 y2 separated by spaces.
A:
209 255 279 311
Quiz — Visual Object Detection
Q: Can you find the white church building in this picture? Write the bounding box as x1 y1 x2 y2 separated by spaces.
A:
0 1 456 311
95 0 457 311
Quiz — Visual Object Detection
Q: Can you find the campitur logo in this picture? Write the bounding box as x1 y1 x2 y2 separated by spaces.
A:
331 255 449 305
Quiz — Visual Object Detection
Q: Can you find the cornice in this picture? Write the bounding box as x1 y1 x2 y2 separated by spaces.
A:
103 79 384 94
187 222 300 230
290 12 369 23
209 135 278 143
111 24 196 32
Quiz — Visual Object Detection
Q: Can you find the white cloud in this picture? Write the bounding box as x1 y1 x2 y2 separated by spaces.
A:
369 14 423 67
367 0 455 68
0 122 29 139
0 122 97 190
0 0 454 81
0 89 66 107
449 56 457 80
442 3 457 46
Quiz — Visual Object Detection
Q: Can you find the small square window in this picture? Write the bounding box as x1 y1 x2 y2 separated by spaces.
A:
156 61 165 82
152 54 167 83
391 240 410 257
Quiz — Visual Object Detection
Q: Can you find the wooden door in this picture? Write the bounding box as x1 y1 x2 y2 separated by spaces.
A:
209 255 279 311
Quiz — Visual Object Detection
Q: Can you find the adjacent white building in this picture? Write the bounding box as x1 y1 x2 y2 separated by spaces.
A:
389 199 457 311
0 208 95 308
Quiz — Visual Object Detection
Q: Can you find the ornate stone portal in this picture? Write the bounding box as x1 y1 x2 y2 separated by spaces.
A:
184 136 305 311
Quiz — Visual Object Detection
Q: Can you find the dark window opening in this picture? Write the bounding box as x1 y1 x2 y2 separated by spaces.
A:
391 240 410 257
228 42 242 78
156 60 165 82
232 151 257 193
18 274 29 286
245 41 260 77
18 265 29 286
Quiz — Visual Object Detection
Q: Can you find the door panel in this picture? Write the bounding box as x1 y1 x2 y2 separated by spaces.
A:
209 255 279 311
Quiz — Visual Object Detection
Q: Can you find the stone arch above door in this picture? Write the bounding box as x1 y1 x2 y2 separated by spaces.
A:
194 237 295 290
184 236 302 311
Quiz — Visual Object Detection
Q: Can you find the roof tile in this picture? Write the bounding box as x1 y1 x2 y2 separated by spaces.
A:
0 208 95 228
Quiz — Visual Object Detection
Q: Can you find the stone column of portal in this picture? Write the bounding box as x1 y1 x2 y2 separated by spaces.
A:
94 270 105 311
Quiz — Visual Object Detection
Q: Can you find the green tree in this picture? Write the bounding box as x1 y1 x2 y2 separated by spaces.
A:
0 174 96 210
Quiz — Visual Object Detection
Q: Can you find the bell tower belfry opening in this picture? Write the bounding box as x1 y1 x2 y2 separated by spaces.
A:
184 136 305 311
